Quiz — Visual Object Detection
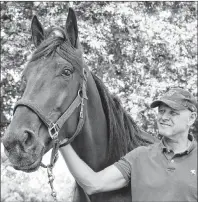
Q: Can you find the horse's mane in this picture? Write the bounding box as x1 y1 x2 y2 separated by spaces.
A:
92 74 153 164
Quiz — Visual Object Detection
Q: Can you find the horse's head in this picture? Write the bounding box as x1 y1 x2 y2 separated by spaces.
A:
2 8 88 172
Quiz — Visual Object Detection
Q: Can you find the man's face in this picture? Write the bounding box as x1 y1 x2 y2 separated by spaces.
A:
157 103 193 138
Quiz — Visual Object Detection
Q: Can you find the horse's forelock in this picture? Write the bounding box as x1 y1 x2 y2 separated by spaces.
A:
30 28 84 74
45 27 66 40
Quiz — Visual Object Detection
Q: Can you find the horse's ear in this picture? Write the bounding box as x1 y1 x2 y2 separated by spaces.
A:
65 8 78 48
31 15 45 47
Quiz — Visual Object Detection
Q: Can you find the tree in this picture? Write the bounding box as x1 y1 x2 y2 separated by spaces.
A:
2 1 197 137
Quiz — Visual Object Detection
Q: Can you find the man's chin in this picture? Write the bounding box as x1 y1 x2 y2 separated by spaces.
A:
158 130 173 137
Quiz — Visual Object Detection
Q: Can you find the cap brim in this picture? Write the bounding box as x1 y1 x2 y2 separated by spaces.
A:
150 99 186 110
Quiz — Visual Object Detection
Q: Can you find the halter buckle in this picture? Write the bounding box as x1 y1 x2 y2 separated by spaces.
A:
83 68 88 81
48 123 59 140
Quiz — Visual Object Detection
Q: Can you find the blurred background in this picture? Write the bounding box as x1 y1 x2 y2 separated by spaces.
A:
1 2 197 202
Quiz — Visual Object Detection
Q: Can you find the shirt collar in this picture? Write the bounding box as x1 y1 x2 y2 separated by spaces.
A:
186 134 196 154
159 134 196 155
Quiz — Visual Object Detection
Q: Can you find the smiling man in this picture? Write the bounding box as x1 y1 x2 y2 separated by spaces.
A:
151 88 197 154
60 87 197 202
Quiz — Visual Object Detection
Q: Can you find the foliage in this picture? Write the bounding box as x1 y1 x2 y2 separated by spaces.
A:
1 2 197 201
1 147 75 202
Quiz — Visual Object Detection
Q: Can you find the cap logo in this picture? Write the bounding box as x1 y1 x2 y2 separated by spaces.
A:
165 90 176 97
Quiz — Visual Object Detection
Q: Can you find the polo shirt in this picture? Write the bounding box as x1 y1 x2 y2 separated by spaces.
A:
114 135 197 202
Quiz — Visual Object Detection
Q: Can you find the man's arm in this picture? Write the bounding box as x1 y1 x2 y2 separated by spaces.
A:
59 144 128 195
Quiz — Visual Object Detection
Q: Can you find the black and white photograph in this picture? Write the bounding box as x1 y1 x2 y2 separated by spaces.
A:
1 2 197 202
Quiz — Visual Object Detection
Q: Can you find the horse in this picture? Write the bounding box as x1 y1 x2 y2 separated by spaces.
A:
2 8 156 202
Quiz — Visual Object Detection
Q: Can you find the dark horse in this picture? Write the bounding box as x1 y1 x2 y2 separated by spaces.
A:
2 8 156 202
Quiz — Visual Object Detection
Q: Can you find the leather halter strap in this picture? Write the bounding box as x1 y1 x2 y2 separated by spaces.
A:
13 68 88 147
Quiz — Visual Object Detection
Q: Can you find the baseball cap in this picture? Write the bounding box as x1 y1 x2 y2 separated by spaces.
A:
150 88 197 112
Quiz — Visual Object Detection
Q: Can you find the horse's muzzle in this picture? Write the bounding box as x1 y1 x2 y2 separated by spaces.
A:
2 122 44 172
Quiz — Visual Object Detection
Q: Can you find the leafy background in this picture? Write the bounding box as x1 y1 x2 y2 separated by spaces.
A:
1 2 197 202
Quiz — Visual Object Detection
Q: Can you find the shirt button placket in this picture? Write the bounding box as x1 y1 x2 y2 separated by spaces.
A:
166 158 175 172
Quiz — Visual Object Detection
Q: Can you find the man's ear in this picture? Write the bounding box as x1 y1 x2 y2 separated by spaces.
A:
188 111 197 126
31 15 45 47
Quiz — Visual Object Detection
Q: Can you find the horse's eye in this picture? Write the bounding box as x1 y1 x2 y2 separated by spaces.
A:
62 68 72 77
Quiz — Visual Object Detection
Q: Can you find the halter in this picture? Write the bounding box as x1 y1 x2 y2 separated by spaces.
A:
13 66 88 201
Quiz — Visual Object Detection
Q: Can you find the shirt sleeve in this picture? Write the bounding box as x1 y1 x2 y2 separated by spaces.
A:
114 157 131 184
114 148 139 185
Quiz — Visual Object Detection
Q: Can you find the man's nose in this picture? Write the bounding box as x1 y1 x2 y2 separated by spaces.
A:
161 112 170 120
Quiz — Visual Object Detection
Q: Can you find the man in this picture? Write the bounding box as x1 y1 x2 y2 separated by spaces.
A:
60 87 197 202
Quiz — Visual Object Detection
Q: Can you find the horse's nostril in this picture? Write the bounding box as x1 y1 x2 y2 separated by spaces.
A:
23 130 35 149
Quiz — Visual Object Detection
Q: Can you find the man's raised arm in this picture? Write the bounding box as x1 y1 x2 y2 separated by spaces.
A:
59 144 128 195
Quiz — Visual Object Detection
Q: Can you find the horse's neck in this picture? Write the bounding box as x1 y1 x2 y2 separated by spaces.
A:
72 73 108 171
